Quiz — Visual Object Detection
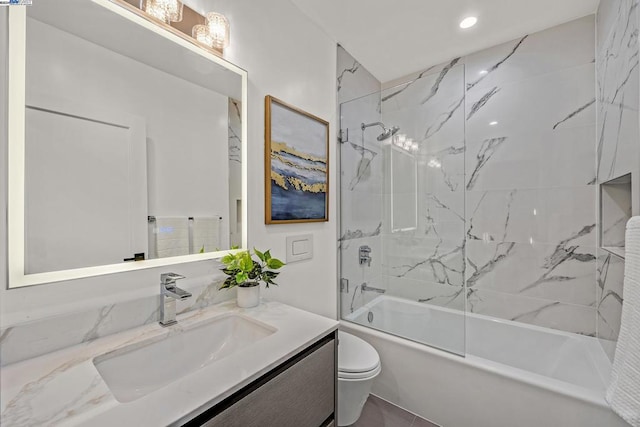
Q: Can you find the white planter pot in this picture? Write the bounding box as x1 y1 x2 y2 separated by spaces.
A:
236 284 260 308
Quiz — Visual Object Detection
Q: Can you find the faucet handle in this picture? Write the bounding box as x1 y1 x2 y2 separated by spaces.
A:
161 272 185 285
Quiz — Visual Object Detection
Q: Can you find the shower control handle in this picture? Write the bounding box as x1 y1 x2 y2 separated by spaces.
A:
359 245 372 267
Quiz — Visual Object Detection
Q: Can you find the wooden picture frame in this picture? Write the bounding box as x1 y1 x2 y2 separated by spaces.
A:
265 96 329 224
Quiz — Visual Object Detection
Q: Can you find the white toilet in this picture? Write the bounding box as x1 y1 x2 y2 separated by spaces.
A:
337 331 381 426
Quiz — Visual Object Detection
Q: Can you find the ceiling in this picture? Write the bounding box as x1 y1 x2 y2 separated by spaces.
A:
290 0 600 82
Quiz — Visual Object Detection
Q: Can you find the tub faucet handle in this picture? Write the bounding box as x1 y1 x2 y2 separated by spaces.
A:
359 245 372 267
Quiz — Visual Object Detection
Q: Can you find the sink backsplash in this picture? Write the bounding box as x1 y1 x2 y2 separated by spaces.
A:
0 276 234 366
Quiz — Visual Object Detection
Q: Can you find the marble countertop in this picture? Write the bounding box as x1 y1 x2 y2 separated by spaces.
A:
0 301 338 426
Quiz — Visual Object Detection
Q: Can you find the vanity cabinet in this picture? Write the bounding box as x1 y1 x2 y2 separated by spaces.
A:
181 332 337 427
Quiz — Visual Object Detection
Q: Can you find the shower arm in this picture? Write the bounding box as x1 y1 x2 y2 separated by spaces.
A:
361 122 385 131
361 122 400 141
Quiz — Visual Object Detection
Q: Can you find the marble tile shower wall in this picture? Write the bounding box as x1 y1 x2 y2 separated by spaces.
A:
464 16 597 335
596 0 640 356
381 62 466 309
337 45 381 106
379 16 599 335
337 46 384 317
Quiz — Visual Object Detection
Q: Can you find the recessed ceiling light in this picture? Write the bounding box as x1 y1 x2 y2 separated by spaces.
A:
489 121 498 126
459 16 478 29
479 70 488 75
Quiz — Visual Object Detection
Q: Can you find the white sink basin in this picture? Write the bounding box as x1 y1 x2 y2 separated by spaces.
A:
93 314 276 402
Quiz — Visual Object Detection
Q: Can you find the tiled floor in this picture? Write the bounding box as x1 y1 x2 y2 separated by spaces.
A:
351 395 439 427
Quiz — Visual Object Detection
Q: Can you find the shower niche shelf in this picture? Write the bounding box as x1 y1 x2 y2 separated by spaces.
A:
600 173 632 259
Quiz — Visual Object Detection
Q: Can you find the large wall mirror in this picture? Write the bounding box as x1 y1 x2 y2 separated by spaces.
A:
7 0 248 288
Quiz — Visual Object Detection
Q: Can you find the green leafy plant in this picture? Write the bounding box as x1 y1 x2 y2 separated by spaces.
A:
219 248 285 289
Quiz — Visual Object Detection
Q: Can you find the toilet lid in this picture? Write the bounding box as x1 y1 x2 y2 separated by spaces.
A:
338 331 380 373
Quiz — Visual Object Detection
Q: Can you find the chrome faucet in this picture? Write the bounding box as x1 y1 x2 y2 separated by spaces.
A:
361 283 386 294
159 273 191 327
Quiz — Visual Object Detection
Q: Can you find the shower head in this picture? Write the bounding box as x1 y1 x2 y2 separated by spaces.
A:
377 125 400 141
361 122 401 141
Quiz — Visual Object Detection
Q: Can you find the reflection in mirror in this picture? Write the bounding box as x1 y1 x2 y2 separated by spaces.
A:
390 146 418 232
8 0 247 286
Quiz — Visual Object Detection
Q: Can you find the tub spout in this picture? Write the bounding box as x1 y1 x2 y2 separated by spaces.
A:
361 283 386 294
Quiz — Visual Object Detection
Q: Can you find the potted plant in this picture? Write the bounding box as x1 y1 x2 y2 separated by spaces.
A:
220 248 285 308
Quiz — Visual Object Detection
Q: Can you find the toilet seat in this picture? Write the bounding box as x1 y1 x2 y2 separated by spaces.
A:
338 331 381 379
338 363 381 380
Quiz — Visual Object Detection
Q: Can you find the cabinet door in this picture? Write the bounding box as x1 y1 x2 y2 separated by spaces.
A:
202 339 335 427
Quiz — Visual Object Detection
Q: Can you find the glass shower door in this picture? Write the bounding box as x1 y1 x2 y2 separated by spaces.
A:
339 91 385 320
339 62 466 356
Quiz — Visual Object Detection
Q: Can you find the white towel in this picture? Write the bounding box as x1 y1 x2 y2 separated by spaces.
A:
607 216 640 426
190 217 221 254
152 217 190 258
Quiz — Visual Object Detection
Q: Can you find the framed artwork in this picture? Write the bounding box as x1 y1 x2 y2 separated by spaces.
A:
265 95 329 224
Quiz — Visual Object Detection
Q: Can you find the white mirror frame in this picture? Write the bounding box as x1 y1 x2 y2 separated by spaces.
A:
6 1 248 288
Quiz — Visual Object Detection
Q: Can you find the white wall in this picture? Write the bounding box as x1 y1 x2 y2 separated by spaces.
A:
216 0 338 318
0 0 337 328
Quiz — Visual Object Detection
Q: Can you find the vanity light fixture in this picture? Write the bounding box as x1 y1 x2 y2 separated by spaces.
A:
459 16 478 29
133 0 226 55
192 24 213 47
142 0 184 23
206 12 230 49
142 0 166 22
164 0 183 22
191 12 230 51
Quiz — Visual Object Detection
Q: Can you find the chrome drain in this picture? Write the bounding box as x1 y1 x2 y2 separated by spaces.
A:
367 311 374 323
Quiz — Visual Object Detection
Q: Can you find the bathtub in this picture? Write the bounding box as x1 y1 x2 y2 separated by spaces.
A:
343 295 628 427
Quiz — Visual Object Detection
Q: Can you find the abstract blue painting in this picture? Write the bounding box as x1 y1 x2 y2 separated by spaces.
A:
265 96 329 223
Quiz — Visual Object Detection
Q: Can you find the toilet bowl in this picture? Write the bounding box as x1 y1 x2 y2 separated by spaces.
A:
337 331 381 426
